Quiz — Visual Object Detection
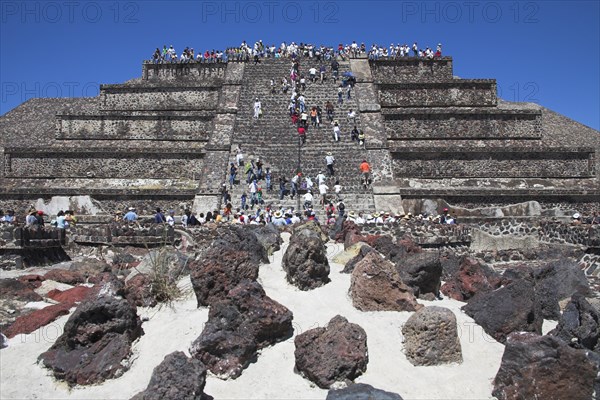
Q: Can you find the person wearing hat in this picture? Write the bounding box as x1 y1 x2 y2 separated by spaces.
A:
325 152 335 176
572 212 583 226
35 210 45 226
124 207 138 222
271 210 286 226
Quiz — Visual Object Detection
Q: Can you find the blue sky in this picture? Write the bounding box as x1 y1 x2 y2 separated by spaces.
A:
1 0 599 130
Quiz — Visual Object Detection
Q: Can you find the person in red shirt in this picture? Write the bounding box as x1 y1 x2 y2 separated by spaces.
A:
298 125 306 145
359 160 371 187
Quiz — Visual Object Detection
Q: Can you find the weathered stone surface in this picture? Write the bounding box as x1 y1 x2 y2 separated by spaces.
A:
124 274 157 308
341 243 374 274
0 278 43 302
47 286 93 304
441 256 501 301
212 225 268 264
550 293 600 352
350 252 421 312
326 383 403 400
248 223 282 256
402 306 462 366
396 252 442 298
190 248 259 307
282 228 330 290
131 351 210 400
532 260 590 320
493 332 597 400
39 296 143 385
44 269 86 285
292 220 329 243
190 280 293 379
294 315 368 389
462 280 542 343
4 302 73 338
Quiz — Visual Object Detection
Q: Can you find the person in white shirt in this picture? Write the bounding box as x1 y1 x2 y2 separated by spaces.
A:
347 109 356 124
253 98 262 119
166 210 175 226
303 190 314 210
319 182 329 207
325 152 336 176
332 123 341 142
316 171 327 186
334 180 342 200
309 67 317 82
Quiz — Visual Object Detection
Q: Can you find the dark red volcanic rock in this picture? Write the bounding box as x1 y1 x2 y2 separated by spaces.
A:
350 252 421 312
131 351 210 400
190 248 259 307
493 332 598 400
294 315 368 389
4 302 73 338
190 280 293 379
43 269 86 285
47 286 94 304
124 274 157 308
282 227 330 290
39 296 143 385
441 256 501 301
0 278 43 302
462 280 542 343
550 293 600 352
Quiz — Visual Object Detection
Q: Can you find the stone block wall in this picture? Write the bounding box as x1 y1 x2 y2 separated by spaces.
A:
5 151 204 179
142 62 227 81
57 115 212 141
370 58 454 83
384 110 542 140
392 149 594 178
100 87 219 111
378 81 497 107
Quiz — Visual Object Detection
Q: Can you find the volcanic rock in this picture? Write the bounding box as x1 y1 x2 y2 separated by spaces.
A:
39 295 143 385
131 351 210 400
47 286 93 304
350 252 421 312
402 306 462 366
4 302 73 338
124 274 157 308
190 248 259 307
0 278 43 302
341 243 375 274
326 383 403 400
492 332 597 400
44 269 86 285
462 279 542 343
550 293 600 352
248 223 282 256
282 227 330 290
396 252 442 298
441 256 502 301
294 315 368 389
190 280 293 379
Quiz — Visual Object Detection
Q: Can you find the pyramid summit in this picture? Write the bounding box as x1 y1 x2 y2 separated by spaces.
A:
0 48 598 218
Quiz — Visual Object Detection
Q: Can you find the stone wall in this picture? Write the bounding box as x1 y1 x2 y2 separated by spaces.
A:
57 115 212 141
142 62 227 81
378 81 497 107
391 149 593 178
384 110 542 140
369 58 454 83
69 223 174 246
5 150 204 179
100 87 219 111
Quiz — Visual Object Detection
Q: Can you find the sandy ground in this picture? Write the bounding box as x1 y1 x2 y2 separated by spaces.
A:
1 233 516 400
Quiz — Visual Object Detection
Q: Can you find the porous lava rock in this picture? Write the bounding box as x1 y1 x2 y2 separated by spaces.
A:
131 351 210 400
441 256 502 301
294 315 368 389
39 295 143 385
47 286 93 304
282 227 330 290
326 383 403 400
248 223 282 256
123 274 157 308
43 269 85 285
4 302 74 338
190 248 259 307
341 243 375 274
462 279 542 343
350 252 421 312
402 306 462 366
0 278 43 302
190 280 293 379
492 332 598 400
550 293 600 352
396 252 442 298
212 225 268 264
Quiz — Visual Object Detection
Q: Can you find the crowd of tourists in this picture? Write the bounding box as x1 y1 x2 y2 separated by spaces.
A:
150 40 444 64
